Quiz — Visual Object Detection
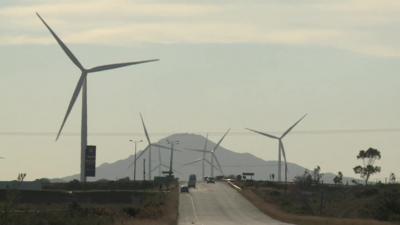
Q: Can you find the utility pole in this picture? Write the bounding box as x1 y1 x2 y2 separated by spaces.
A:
143 158 146 181
166 139 179 177
129 139 143 181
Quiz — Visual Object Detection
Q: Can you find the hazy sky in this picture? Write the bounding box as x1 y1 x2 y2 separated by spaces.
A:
1 0 400 181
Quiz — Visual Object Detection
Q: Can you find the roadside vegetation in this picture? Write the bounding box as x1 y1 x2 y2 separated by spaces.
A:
0 177 179 225
233 147 400 225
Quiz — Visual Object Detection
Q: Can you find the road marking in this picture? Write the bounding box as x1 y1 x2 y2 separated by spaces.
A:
189 193 201 225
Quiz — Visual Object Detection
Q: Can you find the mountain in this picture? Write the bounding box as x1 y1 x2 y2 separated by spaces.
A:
59 133 357 184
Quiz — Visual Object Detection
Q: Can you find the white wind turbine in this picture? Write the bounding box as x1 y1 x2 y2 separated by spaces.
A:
185 129 230 177
37 13 159 182
184 134 214 179
151 146 182 176
246 114 307 184
134 113 170 180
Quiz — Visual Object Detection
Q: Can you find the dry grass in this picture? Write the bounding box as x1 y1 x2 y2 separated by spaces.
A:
241 189 397 225
113 185 179 225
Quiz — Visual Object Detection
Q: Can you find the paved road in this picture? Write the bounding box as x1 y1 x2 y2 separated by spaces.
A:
178 182 293 225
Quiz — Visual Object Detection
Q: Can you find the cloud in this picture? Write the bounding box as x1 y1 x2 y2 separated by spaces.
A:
0 0 219 18
1 0 400 58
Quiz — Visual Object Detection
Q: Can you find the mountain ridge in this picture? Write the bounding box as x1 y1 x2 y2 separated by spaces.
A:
58 133 358 184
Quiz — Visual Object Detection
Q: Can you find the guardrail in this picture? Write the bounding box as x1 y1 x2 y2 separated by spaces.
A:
224 179 242 191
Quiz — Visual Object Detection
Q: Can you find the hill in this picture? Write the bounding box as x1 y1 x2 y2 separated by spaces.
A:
59 133 357 183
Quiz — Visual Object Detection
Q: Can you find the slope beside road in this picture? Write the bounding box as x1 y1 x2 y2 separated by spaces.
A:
178 182 293 225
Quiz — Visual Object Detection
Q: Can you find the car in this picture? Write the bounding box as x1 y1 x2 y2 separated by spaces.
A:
180 185 189 193
206 177 215 183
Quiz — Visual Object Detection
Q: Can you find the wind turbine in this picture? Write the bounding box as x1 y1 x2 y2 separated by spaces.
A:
151 146 181 176
184 133 214 179
134 113 170 180
37 13 159 182
246 114 307 184
185 129 230 177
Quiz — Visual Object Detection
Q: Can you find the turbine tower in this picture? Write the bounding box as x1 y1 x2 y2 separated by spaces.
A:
185 129 230 177
246 114 307 184
37 13 159 182
135 113 170 180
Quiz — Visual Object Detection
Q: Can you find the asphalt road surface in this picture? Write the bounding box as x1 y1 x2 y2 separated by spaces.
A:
178 182 293 225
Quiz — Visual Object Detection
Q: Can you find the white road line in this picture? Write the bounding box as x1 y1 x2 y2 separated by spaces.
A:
189 193 202 225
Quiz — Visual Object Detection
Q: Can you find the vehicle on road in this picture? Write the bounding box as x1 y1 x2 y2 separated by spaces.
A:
206 177 215 183
180 185 189 193
188 174 197 188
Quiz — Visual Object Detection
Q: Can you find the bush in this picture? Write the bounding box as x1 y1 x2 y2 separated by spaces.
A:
123 207 140 217
373 189 400 221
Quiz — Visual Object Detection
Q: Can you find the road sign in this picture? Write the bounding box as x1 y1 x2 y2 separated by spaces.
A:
242 172 255 176
85 145 96 177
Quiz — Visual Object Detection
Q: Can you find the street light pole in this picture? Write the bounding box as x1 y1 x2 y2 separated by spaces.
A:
129 139 143 182
166 139 179 177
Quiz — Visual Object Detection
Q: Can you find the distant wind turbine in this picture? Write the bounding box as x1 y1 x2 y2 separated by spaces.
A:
36 13 159 182
246 114 307 184
185 129 230 177
134 113 170 180
151 146 182 176
184 133 216 179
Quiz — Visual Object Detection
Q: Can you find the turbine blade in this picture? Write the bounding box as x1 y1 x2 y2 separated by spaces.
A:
87 59 159 73
212 128 230 152
281 114 307 138
204 158 219 170
140 113 151 145
246 128 279 139
280 140 288 183
56 73 86 140
151 165 160 173
212 153 224 174
184 147 209 153
203 133 209 151
183 158 202 166
172 168 183 175
279 140 287 161
152 143 169 150
135 145 150 161
36 13 84 71
161 164 170 169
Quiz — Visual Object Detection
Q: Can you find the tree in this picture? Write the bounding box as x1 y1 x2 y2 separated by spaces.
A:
353 147 381 185
269 173 275 181
333 171 343 185
294 170 312 188
389 172 396 184
312 166 323 185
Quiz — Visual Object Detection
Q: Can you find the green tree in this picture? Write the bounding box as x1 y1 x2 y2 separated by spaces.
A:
294 170 312 188
353 147 381 185
389 172 396 184
312 165 323 185
333 171 343 185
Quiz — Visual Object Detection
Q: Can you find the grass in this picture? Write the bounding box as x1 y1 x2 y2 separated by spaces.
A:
235 181 400 225
0 181 179 225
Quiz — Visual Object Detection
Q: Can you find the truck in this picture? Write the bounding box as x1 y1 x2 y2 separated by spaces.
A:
188 174 197 188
